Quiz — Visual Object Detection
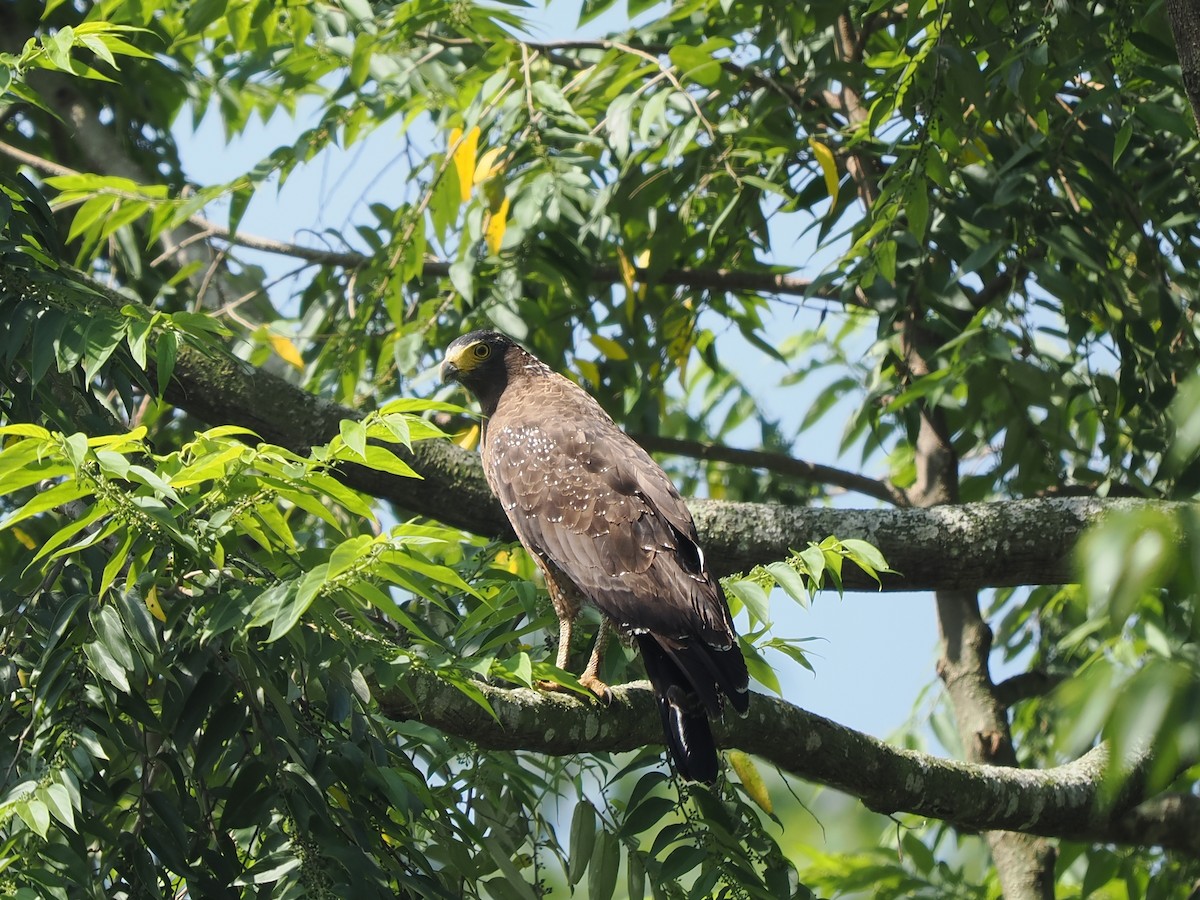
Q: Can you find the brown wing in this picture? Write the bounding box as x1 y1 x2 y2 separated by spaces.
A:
481 371 748 711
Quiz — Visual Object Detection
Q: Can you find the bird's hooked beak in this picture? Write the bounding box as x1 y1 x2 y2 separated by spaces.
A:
440 344 470 384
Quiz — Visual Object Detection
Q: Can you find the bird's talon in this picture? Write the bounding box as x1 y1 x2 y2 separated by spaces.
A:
579 674 613 705
535 679 568 693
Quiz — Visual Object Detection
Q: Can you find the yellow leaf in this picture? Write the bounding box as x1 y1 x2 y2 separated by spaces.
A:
809 137 839 203
493 549 521 574
328 785 350 810
12 527 37 550
959 139 989 165
485 195 509 255
145 584 166 623
270 334 305 370
589 334 629 361
728 750 773 815
474 147 505 184
633 249 650 301
617 248 636 292
575 358 600 387
450 126 480 203
454 423 480 450
87 425 147 448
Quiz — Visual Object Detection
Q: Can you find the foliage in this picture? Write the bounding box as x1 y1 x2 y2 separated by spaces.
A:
2 0 1200 896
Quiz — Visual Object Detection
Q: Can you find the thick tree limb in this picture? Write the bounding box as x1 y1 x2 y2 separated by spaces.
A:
155 337 1184 591
52 268 1179 593
376 674 1200 856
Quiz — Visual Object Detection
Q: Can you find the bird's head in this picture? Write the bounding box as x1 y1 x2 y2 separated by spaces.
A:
440 330 519 412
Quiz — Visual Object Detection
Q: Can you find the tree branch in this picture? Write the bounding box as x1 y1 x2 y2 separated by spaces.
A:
417 32 812 113
2 67 239 309
61 269 1181 593
376 674 1200 856
630 433 910 506
0 140 824 301
994 670 1068 707
1168 0 1200 134
165 348 1174 590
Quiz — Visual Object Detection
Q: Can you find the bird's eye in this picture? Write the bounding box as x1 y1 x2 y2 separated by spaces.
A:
472 343 491 359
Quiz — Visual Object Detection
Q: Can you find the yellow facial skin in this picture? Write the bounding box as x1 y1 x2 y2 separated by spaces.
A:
440 338 492 382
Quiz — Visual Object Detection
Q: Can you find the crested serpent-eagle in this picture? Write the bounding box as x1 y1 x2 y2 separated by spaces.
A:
441 330 749 783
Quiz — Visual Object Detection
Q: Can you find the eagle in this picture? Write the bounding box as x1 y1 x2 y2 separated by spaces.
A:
441 330 749 783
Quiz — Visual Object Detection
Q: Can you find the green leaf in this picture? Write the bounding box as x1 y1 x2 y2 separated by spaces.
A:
99 529 134 597
579 0 619 25
798 545 827 587
379 413 411 447
626 850 646 899
660 844 706 881
589 334 629 361
765 560 809 606
448 258 475 303
725 578 770 623
16 798 50 839
349 582 439 643
154 331 179 398
117 585 160 654
0 478 91 531
567 799 596 885
741 641 782 696
587 829 620 900
668 45 721 87
40 783 75 831
327 534 373 578
840 539 891 577
84 638 131 692
234 852 302 886
531 81 577 118
906 177 929 239
265 565 328 642
66 194 117 245
875 239 897 283
95 605 135 670
31 503 106 563
228 185 253 234
338 418 368 461
481 835 538 900
361 445 419 478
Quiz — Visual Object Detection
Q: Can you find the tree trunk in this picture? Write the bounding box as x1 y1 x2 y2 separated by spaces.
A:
906 320 1057 898
1168 0 1200 133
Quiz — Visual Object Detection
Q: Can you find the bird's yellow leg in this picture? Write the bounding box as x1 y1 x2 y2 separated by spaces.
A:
554 614 573 670
578 619 613 705
536 614 575 693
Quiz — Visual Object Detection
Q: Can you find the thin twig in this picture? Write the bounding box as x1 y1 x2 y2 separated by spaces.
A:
633 433 910 506
0 139 829 300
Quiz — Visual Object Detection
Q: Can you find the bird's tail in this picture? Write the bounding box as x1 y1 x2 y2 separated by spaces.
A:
635 634 720 784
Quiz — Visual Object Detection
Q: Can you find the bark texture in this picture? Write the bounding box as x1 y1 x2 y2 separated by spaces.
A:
901 314 1056 898
373 674 1200 855
80 316 1166 593
1169 0 1200 133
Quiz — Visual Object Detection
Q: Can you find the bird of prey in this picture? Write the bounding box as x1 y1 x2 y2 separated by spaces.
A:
441 330 749 783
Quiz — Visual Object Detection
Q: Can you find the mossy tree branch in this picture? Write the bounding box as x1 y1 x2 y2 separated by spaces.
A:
148 336 1182 591
376 674 1200 856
